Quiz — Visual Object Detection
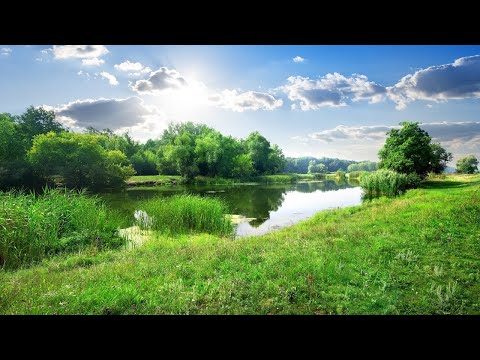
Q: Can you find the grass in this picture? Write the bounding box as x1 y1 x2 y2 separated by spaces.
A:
0 174 479 314
0 188 124 270
138 194 233 237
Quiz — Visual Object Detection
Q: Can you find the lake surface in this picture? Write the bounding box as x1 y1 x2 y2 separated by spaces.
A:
100 179 363 238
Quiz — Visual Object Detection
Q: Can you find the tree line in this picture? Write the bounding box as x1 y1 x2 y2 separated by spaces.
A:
284 156 377 174
0 106 287 190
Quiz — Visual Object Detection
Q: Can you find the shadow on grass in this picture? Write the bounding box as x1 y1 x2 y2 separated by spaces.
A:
421 180 477 189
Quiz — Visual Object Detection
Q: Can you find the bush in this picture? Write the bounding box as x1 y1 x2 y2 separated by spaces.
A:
360 169 409 198
138 194 233 237
0 188 124 270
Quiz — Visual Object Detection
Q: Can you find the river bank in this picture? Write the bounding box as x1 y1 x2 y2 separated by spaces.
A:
1 174 478 314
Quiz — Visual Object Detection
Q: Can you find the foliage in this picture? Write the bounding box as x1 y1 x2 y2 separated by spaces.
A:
0 188 124 270
307 161 327 174
378 122 452 177
130 150 158 176
138 194 233 237
456 155 478 174
16 106 65 149
27 132 135 190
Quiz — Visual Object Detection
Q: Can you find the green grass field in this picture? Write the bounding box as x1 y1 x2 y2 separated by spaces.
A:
1 174 479 314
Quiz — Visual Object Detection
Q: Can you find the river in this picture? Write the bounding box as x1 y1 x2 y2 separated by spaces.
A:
100 178 363 238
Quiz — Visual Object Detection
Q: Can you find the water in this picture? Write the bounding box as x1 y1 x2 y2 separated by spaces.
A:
100 178 362 238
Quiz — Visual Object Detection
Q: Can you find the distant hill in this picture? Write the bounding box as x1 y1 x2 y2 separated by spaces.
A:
443 166 456 174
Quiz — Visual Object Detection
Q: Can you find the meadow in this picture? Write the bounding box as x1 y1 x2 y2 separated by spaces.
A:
1 174 478 314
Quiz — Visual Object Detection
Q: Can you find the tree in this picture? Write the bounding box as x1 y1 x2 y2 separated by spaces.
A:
0 114 31 188
267 144 286 174
347 161 377 172
16 106 65 148
430 143 453 174
244 131 271 175
27 132 135 190
378 122 452 176
308 161 327 174
456 155 478 174
130 150 158 175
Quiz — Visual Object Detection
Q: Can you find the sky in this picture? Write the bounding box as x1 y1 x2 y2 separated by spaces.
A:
1 45 480 163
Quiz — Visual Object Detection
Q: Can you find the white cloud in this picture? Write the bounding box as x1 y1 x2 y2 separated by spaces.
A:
52 45 109 60
293 56 305 63
130 67 187 94
280 72 386 110
387 55 480 110
82 58 105 66
209 89 283 112
47 97 164 132
114 60 149 72
295 121 480 163
98 72 119 86
0 47 12 56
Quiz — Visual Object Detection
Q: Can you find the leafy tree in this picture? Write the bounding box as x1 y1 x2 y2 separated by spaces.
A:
0 114 31 188
28 132 135 190
456 155 478 174
430 143 453 174
308 161 327 174
245 131 272 175
231 154 254 178
378 122 451 176
130 150 158 175
267 144 286 175
16 106 65 148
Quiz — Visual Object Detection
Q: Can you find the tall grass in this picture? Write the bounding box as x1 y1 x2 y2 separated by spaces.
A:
360 169 410 198
138 194 233 237
0 188 124 270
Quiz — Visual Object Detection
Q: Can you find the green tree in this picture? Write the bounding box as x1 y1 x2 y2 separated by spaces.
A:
267 144 286 174
231 154 254 178
130 150 158 175
430 143 453 174
378 122 451 176
456 155 478 174
244 131 271 175
0 114 31 188
16 106 65 148
308 161 327 174
28 132 135 190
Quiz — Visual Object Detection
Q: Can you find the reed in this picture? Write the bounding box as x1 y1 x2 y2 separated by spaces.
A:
138 194 233 237
0 188 124 270
360 169 410 198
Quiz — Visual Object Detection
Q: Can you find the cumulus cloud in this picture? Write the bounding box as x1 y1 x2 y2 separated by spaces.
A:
48 97 163 132
98 72 118 86
52 45 109 59
82 58 105 66
387 55 480 110
293 56 305 63
130 67 187 94
0 47 12 56
280 73 386 110
114 60 151 76
301 121 480 145
209 89 283 112
306 125 394 143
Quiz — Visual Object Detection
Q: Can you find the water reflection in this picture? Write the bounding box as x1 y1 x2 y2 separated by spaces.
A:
100 178 362 237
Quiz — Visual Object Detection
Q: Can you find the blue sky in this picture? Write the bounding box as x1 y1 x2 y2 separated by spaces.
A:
1 45 480 163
